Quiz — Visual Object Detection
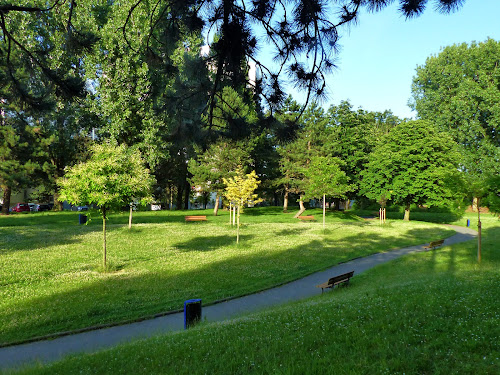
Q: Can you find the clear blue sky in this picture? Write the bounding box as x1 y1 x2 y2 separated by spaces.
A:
287 0 500 119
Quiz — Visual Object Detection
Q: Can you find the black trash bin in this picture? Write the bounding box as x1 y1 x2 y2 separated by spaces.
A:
184 299 202 329
78 214 87 225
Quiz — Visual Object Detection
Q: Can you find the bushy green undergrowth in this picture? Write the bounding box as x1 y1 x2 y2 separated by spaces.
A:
0 208 454 344
11 214 499 375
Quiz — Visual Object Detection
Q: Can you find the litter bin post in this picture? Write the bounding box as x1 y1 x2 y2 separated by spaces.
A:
184 299 202 329
78 214 87 225
466 219 470 227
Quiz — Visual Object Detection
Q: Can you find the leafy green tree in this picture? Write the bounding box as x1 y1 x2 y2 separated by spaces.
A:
303 156 352 229
326 101 388 207
360 120 461 221
58 143 155 269
188 139 253 215
411 39 500 258
223 168 261 244
0 117 53 214
2 1 466 112
277 102 328 216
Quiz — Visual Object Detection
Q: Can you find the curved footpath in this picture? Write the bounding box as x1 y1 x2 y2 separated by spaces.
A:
0 225 477 371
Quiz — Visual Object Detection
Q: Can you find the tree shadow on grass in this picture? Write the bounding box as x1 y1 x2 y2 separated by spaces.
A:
276 228 309 236
0 224 469 345
174 235 255 252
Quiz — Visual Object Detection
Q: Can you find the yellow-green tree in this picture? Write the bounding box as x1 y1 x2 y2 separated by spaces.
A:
58 143 155 270
223 169 261 244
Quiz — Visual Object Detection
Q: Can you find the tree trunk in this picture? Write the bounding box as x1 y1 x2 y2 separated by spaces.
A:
477 199 482 263
53 185 64 211
403 203 410 221
229 202 232 224
214 193 220 216
102 206 107 270
294 195 306 218
1 185 11 215
184 181 190 210
176 184 183 210
128 204 133 229
323 194 326 230
332 198 341 211
203 192 208 209
53 167 64 210
283 190 289 213
233 205 236 226
169 186 173 210
345 199 351 211
472 196 479 212
236 204 240 244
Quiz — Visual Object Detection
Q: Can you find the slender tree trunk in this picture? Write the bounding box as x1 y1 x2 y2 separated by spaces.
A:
169 186 174 210
332 198 341 211
214 193 220 216
404 203 410 221
294 195 306 218
229 202 232 225
176 184 183 210
477 199 482 263
128 204 133 229
345 199 351 211
1 185 11 215
102 206 107 270
472 197 479 212
233 205 236 226
283 190 289 213
236 204 240 244
53 168 64 210
53 186 64 211
323 194 326 230
184 181 190 210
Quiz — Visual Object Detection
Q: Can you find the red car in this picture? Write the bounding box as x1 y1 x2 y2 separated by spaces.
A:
12 203 31 213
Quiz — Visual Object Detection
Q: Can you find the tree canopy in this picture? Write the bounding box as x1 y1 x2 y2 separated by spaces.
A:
2 0 467 114
360 120 461 221
58 143 155 268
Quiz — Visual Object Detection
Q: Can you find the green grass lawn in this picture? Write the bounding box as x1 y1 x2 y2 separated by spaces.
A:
11 212 499 375
0 207 455 345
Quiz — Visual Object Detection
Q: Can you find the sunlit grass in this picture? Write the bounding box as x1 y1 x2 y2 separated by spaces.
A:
1 208 455 344
11 213 499 375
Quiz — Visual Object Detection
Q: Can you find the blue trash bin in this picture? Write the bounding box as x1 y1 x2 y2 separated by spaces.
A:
466 219 470 227
184 299 202 329
78 214 87 225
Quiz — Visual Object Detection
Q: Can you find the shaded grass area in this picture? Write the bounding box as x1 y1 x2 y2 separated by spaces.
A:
0 208 455 345
11 215 499 375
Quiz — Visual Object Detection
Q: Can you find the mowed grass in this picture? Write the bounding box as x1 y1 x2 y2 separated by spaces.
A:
11 213 499 375
1 208 455 345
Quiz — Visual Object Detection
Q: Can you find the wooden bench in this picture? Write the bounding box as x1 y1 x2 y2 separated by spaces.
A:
316 271 354 293
185 215 207 222
298 215 315 221
423 239 444 251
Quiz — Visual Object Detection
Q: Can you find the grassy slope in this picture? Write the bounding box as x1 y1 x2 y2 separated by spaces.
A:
10 213 499 375
0 208 455 344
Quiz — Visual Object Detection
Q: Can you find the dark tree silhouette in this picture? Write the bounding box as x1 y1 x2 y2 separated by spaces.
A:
1 1 466 115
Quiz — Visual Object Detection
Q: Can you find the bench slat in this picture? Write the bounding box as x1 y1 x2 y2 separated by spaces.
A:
423 239 445 250
316 271 354 292
185 215 207 222
298 215 315 221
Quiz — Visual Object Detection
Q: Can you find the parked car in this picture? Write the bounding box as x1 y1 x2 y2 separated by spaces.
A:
77 205 89 211
28 203 36 212
12 203 30 213
35 204 51 212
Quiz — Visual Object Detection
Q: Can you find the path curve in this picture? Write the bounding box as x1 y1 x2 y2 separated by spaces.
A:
0 225 477 371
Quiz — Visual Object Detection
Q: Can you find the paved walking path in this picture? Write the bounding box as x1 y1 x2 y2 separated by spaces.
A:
0 225 476 371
